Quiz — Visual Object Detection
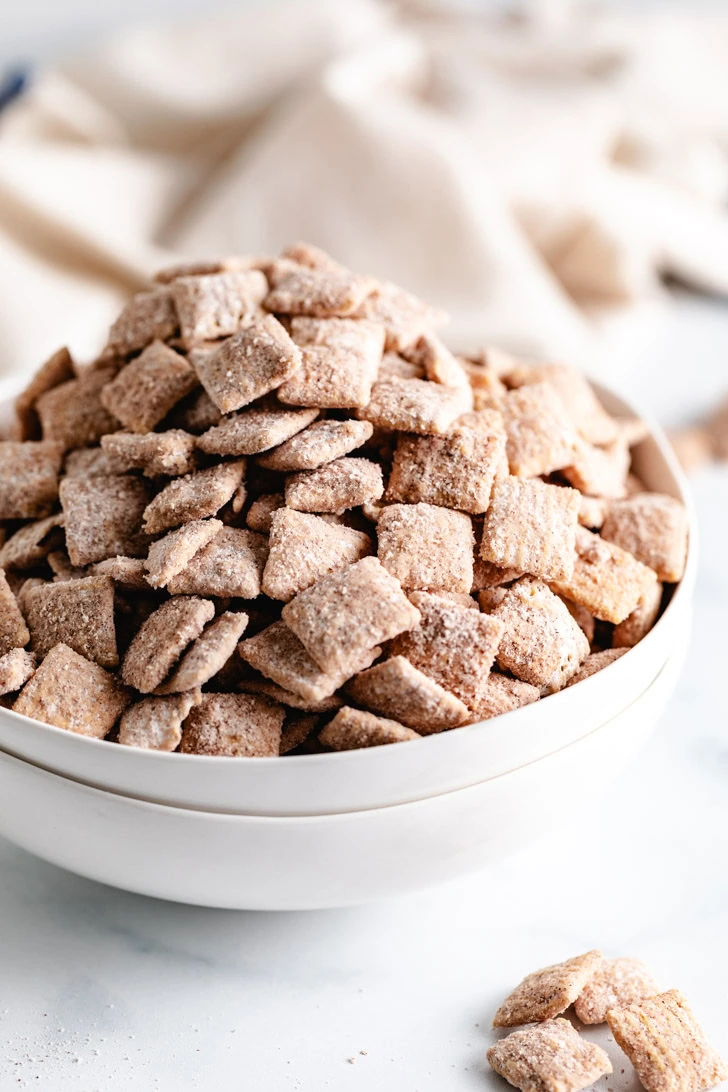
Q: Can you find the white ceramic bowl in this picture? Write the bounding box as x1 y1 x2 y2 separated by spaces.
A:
0 379 695 815
0 626 690 910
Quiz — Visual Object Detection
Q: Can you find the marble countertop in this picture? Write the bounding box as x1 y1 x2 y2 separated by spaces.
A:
0 292 727 1090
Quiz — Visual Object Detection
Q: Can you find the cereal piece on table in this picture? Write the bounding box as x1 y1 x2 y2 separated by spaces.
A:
101 430 198 477
390 592 503 709
601 494 688 583
107 287 178 355
169 388 222 433
99 342 198 433
0 441 63 520
566 648 628 687
258 419 373 472
401 332 470 388
612 580 662 648
24 575 118 667
64 446 126 478
14 346 75 441
351 280 446 352
0 570 30 656
377 503 474 594
121 596 215 693
466 674 540 721
192 315 302 413
166 527 268 598
60 476 151 565
551 527 658 624
277 317 384 409
264 259 375 318
158 611 249 694
285 457 384 514
171 269 268 344
238 678 344 714
563 438 630 499
486 1018 612 1092
607 990 727 1092
493 949 603 1027
118 691 201 752
180 692 284 757
346 655 468 733
492 577 590 692
506 362 618 446
240 620 379 703
667 428 712 474
0 648 35 696
357 376 472 435
386 425 505 514
144 518 223 589
280 713 319 754
480 478 580 582
246 493 285 533
320 707 420 750
561 598 595 643
578 495 609 530
501 382 577 478
36 365 120 451
0 514 64 570
197 406 318 456
574 957 658 1025
263 509 371 602
282 556 420 675
14 643 130 738
142 461 245 534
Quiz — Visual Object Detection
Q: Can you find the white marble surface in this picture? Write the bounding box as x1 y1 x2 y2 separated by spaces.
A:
0 291 726 1089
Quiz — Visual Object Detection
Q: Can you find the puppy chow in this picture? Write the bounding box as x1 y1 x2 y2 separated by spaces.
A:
574 957 658 1025
613 580 663 648
264 258 375 319
60 475 151 565
24 575 118 667
118 690 201 752
257 418 373 472
0 647 36 696
197 405 318 457
166 526 268 598
278 317 384 408
0 441 64 520
351 280 446 351
100 341 198 433
263 509 371 602
566 648 628 687
180 692 284 757
13 346 75 441
158 611 248 694
358 376 472 435
144 518 222 589
487 1018 612 1092
280 713 320 754
0 569 30 656
551 526 658 625
480 478 580 583
467 673 540 721
563 437 630 499
506 362 618 446
192 315 302 414
386 425 505 514
347 655 468 733
377 503 474 594
0 514 64 570
142 460 245 534
601 493 688 583
285 457 384 514
101 430 198 477
121 596 215 693
320 706 420 750
502 382 577 478
107 287 178 355
493 949 603 1027
246 492 285 533
401 332 470 388
238 677 344 714
172 269 268 344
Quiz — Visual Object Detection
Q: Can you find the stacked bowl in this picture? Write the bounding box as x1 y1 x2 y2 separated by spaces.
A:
0 379 695 910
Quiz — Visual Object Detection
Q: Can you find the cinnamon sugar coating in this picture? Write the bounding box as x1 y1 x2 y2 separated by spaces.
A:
279 713 319 754
285 457 384 514
278 318 384 408
347 655 468 733
0 514 64 570
613 580 663 648
118 690 201 752
358 376 472 435
237 678 343 714
246 492 285 533
100 341 198 433
377 503 474 594
107 287 178 355
351 280 446 352
158 611 248 694
501 382 577 478
172 269 267 344
574 957 658 1024
0 569 30 656
0 441 64 520
493 950 603 1027
320 706 420 750
192 315 302 414
13 346 75 441
386 425 505 514
258 418 373 472
487 1018 612 1092
144 518 223 589
166 527 268 599
0 647 35 696
121 596 215 693
36 365 120 452
180 692 284 757
197 406 318 457
142 461 245 534
60 475 150 565
264 259 375 319
24 574 118 667
551 527 658 625
466 674 540 721
565 648 628 687
601 493 688 583
263 509 371 602
505 361 618 446
480 478 580 583
563 438 630 499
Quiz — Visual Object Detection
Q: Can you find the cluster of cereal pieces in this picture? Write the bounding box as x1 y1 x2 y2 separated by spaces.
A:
488 950 726 1092
0 243 689 757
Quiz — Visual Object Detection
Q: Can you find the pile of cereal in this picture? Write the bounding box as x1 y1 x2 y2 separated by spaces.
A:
0 244 689 756
487 951 726 1092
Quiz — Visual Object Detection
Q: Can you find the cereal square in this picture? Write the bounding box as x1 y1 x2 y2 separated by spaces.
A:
0 441 63 519
492 577 590 692
240 620 380 703
506 362 618 446
493 950 603 1027
550 527 658 624
487 1018 612 1092
466 673 540 721
377 503 474 594
285 457 384 514
101 429 198 478
281 556 420 674
118 691 201 751
501 382 577 478
257 418 373 472
601 494 688 583
36 364 121 452
197 406 318 456
14 346 75 441
386 425 506 514
565 648 628 687
92 556 149 589
192 315 302 413
613 581 663 648
574 957 658 1025
401 332 470 388
24 575 118 667
279 713 319 755
0 569 30 656
167 527 268 598
121 595 215 693
357 376 472 435
64 446 127 478
246 492 285 533
0 514 64 570
100 341 198 432
180 692 284 757
262 509 371 602
346 655 468 732
480 478 581 582
60 475 151 565
277 318 384 408
168 387 222 433
390 592 504 709
237 679 343 715
578 495 609 530
563 438 630 499
144 518 223 589
0 648 35 696
319 706 420 750
158 611 249 694
14 643 130 738
607 990 727 1092
264 259 375 318
107 287 178 355
171 269 267 343
351 280 446 352
142 461 245 534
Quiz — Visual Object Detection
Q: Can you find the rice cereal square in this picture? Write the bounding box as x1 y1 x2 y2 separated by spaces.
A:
501 382 577 478
601 493 688 583
36 365 121 452
197 406 319 456
550 527 658 624
319 706 420 750
100 341 198 433
192 315 302 414
180 692 284 757
480 477 581 583
142 461 245 534
377 503 474 594
386 425 506 514
171 269 268 344
60 475 151 565
357 376 472 435
0 569 30 656
0 441 64 521
262 508 371 602
487 1019 612 1092
285 457 384 514
167 527 268 599
24 574 118 667
493 949 603 1027
277 318 384 408
346 655 469 733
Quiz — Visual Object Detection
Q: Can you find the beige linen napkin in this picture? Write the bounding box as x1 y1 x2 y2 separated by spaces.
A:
0 0 727 381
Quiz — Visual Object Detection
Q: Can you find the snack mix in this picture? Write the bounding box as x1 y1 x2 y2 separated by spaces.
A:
0 244 689 755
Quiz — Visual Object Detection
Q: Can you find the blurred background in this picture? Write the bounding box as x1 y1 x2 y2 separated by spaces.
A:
0 0 726 457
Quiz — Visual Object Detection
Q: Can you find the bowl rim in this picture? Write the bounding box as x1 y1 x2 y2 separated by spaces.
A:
0 373 696 770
